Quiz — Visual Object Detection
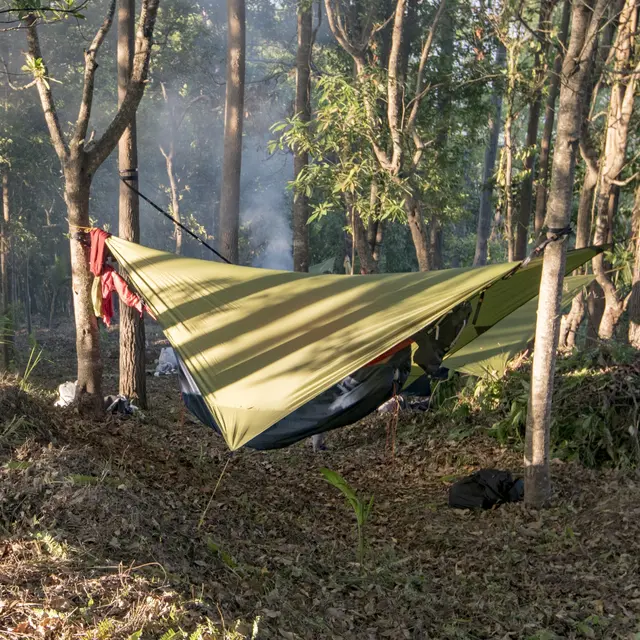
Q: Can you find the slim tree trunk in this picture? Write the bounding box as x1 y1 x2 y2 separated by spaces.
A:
118 0 146 407
474 42 506 266
407 198 431 271
592 0 637 339
162 150 182 255
504 112 515 261
293 0 312 273
1 171 13 369
525 0 608 508
559 160 599 348
515 0 552 258
504 40 518 262
628 184 640 347
25 252 32 337
219 0 245 264
352 210 378 274
534 0 571 236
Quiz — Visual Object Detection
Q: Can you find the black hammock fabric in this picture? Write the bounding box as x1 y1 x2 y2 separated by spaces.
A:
177 348 412 450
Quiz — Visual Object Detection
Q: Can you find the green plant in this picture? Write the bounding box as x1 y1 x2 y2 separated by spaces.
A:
19 341 43 391
320 468 374 566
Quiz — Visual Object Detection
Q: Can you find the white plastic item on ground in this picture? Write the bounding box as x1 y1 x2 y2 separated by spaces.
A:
154 347 178 376
54 381 79 407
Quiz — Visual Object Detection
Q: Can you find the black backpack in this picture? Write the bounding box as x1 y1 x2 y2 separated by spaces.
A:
448 469 524 510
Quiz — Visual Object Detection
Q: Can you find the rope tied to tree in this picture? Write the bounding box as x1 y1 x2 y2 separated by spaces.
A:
521 225 574 268
118 175 232 265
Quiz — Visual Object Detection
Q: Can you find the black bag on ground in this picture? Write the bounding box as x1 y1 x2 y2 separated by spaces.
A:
448 469 524 509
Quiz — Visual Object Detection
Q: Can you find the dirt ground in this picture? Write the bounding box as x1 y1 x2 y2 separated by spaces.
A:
1 321 639 639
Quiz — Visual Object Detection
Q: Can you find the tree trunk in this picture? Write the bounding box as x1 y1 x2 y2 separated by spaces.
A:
352 210 378 274
118 0 146 408
504 110 515 261
591 0 637 339
219 0 245 264
534 0 571 236
25 252 32 337
1 170 13 370
474 42 506 266
525 0 607 508
628 183 640 347
515 0 552 259
293 0 312 273
558 156 599 348
65 166 103 414
407 198 431 271
429 218 443 270
162 148 182 255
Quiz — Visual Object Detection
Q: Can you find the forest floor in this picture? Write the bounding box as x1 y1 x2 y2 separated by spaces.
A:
1 321 640 640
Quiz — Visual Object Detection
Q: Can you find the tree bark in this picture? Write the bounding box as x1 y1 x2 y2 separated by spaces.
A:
352 210 378 274
525 0 608 508
407 198 431 271
592 0 637 339
504 108 515 261
293 0 312 273
1 170 13 370
25 252 32 337
162 149 182 254
515 0 552 259
66 168 104 413
534 0 571 236
118 0 146 408
628 183 640 347
219 0 245 264
473 42 506 266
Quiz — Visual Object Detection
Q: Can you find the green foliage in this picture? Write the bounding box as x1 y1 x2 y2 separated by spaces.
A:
444 347 640 469
320 468 374 566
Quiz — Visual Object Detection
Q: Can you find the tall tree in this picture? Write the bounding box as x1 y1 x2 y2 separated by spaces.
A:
534 0 570 236
525 0 609 508
292 0 313 273
324 0 447 271
22 0 160 413
1 169 13 370
118 0 146 408
591 0 638 339
473 43 506 266
219 0 246 264
514 0 553 259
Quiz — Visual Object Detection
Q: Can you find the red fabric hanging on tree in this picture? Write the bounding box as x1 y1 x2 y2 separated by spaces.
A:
89 228 151 326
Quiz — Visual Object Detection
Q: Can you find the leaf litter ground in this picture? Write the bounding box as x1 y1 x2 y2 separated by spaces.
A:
1 324 639 639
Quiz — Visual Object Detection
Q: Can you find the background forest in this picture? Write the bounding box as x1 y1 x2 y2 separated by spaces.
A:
1 0 640 637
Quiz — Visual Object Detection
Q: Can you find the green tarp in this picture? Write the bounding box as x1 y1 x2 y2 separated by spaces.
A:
106 236 597 450
442 274 594 377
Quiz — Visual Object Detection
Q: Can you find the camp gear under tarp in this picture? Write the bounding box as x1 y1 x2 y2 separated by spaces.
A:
449 469 524 509
443 274 594 377
106 236 598 451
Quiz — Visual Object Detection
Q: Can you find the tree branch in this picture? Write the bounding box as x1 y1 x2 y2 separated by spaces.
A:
24 14 68 163
87 0 160 175
406 0 446 134
72 0 116 150
323 0 364 58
